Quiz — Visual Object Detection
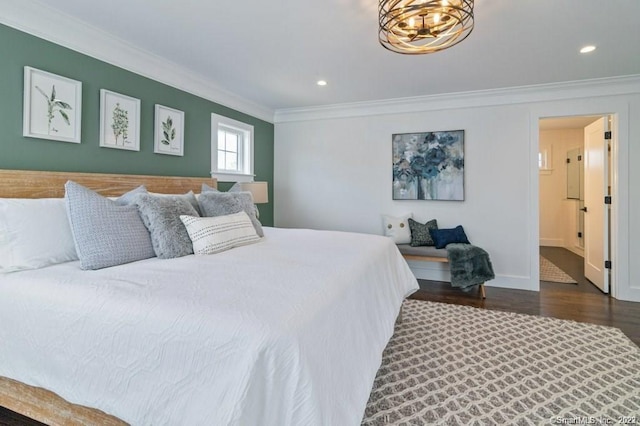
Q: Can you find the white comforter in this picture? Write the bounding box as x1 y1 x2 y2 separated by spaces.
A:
0 227 418 425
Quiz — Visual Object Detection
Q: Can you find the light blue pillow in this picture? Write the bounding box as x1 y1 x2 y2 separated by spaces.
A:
201 183 219 193
115 185 147 205
65 181 155 270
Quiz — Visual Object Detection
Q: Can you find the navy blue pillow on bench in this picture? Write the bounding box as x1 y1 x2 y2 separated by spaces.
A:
429 225 470 249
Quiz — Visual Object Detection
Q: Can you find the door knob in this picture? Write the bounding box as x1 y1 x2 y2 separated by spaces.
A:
580 207 588 212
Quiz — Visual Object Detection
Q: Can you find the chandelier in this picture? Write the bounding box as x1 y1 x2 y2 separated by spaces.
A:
379 0 474 55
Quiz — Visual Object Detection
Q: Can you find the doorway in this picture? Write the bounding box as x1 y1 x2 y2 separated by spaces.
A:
538 115 612 295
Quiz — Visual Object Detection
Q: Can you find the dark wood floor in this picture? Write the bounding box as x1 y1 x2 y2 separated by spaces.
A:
0 406 45 426
409 246 640 346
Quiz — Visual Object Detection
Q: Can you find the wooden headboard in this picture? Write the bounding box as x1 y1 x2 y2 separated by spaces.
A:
0 169 217 198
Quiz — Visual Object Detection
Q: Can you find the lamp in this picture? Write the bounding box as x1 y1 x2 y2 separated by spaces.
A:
239 181 268 218
379 0 474 55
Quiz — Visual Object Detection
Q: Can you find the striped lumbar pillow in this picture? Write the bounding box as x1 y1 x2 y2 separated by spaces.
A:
180 211 261 255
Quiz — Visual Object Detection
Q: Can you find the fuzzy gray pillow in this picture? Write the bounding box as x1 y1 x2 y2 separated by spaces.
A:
198 191 264 237
151 191 201 216
65 181 155 270
134 193 200 258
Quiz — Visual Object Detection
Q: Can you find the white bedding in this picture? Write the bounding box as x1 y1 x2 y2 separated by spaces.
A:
0 227 418 425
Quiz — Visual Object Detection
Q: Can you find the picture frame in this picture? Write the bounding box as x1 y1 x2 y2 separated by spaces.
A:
154 104 184 156
23 66 82 143
99 89 141 151
392 130 465 201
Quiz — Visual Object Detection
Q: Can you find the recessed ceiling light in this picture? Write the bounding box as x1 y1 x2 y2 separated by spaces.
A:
580 45 596 54
316 80 328 86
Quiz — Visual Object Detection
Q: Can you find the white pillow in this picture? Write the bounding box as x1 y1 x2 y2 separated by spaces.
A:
382 213 412 244
0 198 78 272
180 211 261 255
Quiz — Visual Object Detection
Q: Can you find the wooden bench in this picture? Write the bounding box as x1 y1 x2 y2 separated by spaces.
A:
397 244 486 299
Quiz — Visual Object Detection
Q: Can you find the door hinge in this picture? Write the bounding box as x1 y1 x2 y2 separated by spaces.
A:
578 154 582 161
604 131 612 140
566 158 570 164
604 196 612 205
605 260 612 269
578 232 583 238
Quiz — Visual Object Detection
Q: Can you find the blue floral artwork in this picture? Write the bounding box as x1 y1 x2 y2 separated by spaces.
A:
392 130 464 200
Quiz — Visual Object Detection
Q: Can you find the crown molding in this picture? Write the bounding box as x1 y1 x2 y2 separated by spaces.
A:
274 75 640 123
0 0 275 123
4 1 638 126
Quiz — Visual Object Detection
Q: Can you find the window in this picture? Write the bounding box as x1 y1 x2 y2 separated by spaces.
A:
211 113 254 182
218 128 241 172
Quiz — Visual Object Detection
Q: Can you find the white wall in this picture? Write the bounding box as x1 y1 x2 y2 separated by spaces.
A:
539 128 584 256
275 104 531 290
274 77 640 301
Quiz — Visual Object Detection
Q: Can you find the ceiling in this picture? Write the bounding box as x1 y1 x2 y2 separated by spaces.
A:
23 0 640 111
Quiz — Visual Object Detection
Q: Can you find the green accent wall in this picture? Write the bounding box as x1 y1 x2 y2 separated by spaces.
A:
0 23 274 226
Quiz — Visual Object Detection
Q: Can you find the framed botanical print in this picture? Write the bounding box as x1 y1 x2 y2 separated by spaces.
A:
23 67 82 143
154 104 184 156
99 89 141 151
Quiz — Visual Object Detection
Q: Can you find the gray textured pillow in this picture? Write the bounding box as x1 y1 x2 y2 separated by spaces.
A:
134 193 199 259
198 191 264 237
408 218 438 247
65 181 155 270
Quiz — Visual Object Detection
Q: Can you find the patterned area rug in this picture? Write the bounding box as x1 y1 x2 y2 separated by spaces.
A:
540 256 577 284
362 300 640 425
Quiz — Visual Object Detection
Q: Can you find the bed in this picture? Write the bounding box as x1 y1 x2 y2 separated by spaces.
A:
0 169 419 425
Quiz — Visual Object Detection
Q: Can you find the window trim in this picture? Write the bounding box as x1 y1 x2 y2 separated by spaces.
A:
211 113 254 183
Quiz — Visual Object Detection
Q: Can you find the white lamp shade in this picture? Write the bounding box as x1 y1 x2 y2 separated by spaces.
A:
239 181 269 204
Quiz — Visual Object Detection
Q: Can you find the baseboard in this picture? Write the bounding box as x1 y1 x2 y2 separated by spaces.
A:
565 245 585 257
539 239 565 247
485 275 537 291
406 261 535 291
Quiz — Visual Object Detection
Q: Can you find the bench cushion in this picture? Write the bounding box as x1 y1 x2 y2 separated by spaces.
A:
396 244 448 258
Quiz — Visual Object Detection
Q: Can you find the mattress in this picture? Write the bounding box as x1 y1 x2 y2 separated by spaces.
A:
0 227 418 425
